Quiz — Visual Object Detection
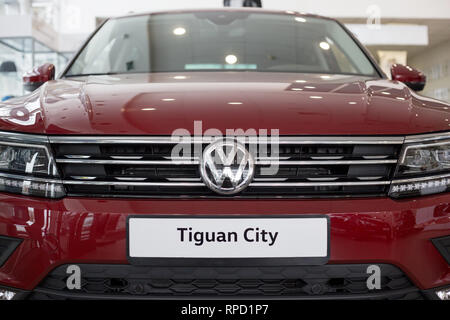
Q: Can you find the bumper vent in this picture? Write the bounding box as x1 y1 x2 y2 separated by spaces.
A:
50 136 402 198
28 264 423 300
0 236 22 268
432 236 450 264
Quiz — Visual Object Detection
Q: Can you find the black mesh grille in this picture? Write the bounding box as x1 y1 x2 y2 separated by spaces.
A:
432 236 450 264
0 236 22 267
51 140 401 198
28 264 424 300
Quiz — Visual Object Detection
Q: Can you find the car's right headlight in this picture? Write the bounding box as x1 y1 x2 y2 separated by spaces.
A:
390 135 450 198
0 132 65 199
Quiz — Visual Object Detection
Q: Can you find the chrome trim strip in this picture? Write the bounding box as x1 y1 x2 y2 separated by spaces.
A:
71 176 97 180
362 155 389 160
62 180 205 187
307 178 340 182
111 156 144 160
56 159 398 165
60 179 390 187
357 177 383 181
56 159 198 165
65 155 92 159
0 172 63 184
166 178 202 182
257 160 398 165
115 177 148 181
48 136 405 145
250 181 390 187
311 156 344 160
3 131 450 146
0 131 49 144
392 173 450 184
405 132 450 144
258 156 291 160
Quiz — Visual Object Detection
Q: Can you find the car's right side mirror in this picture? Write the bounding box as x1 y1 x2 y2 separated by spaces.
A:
390 64 426 92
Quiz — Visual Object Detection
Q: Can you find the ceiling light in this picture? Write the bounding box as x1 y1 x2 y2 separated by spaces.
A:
173 76 187 80
295 17 307 23
225 55 238 65
173 27 186 36
319 42 330 50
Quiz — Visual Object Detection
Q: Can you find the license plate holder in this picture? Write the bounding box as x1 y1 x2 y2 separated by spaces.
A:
127 215 330 267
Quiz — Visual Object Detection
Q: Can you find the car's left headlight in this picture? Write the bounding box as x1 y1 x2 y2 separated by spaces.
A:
0 133 65 198
390 136 450 198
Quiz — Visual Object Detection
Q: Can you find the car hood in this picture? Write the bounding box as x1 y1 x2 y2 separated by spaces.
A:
1 72 449 136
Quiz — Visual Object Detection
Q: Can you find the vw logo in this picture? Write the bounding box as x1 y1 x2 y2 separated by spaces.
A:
200 139 255 195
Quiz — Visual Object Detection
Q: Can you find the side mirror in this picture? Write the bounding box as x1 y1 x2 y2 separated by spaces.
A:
390 64 426 92
23 63 55 92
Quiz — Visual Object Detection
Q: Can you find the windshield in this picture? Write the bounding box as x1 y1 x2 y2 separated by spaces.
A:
65 11 379 77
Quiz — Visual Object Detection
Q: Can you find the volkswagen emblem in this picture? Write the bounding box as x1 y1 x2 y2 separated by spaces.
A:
200 139 255 195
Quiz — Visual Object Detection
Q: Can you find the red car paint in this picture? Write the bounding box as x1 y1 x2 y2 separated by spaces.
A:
1 72 449 136
0 194 449 290
0 9 449 296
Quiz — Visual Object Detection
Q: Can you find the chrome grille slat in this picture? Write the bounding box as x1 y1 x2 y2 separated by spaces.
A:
55 158 398 165
61 180 390 187
363 155 390 160
62 180 205 186
310 156 344 160
115 177 148 181
56 159 198 165
111 156 144 160
64 155 92 159
49 136 405 145
256 160 398 165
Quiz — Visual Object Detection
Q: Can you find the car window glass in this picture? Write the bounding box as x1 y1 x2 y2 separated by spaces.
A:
66 12 378 77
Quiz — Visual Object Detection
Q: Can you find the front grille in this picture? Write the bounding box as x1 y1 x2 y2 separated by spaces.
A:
28 264 424 300
50 136 403 198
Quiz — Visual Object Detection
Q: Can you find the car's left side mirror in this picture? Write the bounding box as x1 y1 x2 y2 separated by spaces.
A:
390 64 426 92
23 63 55 92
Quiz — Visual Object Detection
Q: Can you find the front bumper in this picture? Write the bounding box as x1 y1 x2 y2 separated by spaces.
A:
0 192 449 299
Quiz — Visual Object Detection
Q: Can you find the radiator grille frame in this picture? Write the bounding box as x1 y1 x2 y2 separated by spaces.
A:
49 136 404 198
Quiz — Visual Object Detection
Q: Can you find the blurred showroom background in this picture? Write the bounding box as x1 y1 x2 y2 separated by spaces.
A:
0 0 449 102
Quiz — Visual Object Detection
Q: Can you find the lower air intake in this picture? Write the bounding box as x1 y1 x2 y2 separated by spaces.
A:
28 264 424 300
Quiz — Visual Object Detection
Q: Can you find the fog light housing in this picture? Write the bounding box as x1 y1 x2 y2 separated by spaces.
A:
0 236 22 267
436 287 450 300
0 288 16 300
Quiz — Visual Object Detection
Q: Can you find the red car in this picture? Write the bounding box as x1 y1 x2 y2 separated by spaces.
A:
0 9 449 300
